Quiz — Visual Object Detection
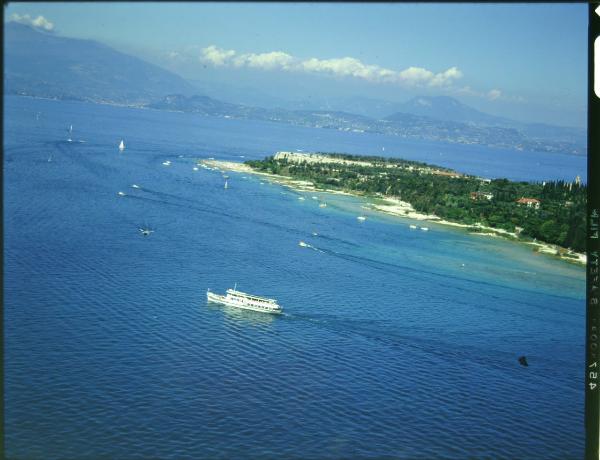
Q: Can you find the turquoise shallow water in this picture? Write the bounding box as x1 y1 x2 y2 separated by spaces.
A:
4 96 586 459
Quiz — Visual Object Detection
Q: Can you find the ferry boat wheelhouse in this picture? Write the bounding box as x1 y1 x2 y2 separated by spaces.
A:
206 285 282 314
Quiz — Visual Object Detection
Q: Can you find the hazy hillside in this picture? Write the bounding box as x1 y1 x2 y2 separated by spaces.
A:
4 22 196 104
390 96 509 125
389 96 586 145
147 94 584 154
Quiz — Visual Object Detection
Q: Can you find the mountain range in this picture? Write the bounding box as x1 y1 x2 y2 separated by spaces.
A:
4 21 585 155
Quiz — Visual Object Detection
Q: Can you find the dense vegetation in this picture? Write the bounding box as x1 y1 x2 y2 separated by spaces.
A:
246 153 586 252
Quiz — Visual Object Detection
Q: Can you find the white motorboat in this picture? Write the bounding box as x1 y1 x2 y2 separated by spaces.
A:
357 216 367 221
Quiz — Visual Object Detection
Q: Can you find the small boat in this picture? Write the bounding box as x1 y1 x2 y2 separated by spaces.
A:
312 232 318 236
118 191 126 196
357 216 367 221
131 184 140 189
139 228 154 237
298 197 305 201
420 227 429 231
162 160 171 166
409 224 417 229
207 285 282 314
299 241 309 247
67 124 73 142
119 140 125 151
193 167 199 171
319 203 327 208
224 180 228 189
312 196 318 200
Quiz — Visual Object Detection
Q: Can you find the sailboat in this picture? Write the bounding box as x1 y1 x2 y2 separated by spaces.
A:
119 140 125 151
67 125 73 142
224 180 229 189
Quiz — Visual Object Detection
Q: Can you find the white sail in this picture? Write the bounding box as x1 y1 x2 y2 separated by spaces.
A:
119 140 125 150
224 180 228 189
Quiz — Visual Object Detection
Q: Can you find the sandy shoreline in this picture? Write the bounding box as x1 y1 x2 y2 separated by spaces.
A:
199 159 586 266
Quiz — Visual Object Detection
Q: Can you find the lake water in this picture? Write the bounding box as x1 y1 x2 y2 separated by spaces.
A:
4 95 586 459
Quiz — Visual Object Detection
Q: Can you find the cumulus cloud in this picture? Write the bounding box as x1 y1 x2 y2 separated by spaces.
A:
430 67 463 87
235 51 294 70
199 45 463 88
10 13 54 31
201 45 236 66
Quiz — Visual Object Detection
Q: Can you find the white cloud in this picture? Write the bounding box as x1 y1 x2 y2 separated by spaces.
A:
198 45 463 88
397 67 434 85
201 45 236 66
236 51 294 70
430 67 463 87
487 89 502 100
10 13 54 31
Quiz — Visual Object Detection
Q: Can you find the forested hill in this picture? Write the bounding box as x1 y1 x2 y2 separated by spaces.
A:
246 152 586 253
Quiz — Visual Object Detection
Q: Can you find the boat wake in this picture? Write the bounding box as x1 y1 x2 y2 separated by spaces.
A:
292 241 578 322
298 241 324 252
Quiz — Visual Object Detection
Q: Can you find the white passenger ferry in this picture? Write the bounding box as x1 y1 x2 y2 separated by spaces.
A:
206 285 283 314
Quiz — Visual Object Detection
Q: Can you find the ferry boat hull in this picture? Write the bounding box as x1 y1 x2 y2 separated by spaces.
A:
207 289 283 314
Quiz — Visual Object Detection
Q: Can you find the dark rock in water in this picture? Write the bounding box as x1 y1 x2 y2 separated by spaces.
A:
518 356 529 367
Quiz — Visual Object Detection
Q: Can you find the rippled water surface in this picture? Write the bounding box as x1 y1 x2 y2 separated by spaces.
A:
4 96 586 459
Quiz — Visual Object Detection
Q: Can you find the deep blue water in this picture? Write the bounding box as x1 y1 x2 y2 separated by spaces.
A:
4 95 586 459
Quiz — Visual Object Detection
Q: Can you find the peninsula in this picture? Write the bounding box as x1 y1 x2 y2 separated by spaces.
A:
199 151 586 264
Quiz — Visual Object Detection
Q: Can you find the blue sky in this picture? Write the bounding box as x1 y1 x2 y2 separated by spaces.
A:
5 2 588 127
